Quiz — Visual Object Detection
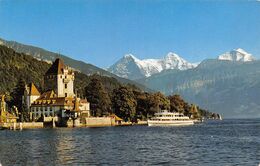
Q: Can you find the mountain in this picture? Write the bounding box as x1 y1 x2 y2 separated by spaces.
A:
108 52 196 80
0 44 219 121
0 38 149 91
218 48 255 62
0 44 146 98
139 57 260 118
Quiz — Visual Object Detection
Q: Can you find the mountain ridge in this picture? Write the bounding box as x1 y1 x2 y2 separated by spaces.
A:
217 48 255 62
139 58 260 118
108 52 197 80
0 38 149 91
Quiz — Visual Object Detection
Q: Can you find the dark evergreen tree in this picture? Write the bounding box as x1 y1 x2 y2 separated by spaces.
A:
84 77 112 117
134 91 150 120
10 78 29 122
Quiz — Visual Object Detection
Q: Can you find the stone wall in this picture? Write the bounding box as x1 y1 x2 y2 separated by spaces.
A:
1 122 43 129
22 122 44 128
83 117 116 127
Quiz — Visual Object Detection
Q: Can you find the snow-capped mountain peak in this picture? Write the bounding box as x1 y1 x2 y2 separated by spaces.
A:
163 52 196 70
235 48 248 55
124 54 137 60
108 52 196 80
165 52 180 58
218 48 255 62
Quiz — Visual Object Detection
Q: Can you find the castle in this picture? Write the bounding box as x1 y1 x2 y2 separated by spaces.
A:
24 58 90 123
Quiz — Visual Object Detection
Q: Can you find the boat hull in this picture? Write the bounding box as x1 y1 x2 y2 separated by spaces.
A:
147 120 194 126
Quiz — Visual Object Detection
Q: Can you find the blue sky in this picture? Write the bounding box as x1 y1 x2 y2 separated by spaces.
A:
0 0 260 68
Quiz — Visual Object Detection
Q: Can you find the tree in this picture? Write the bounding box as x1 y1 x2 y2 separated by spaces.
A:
10 78 29 122
112 86 137 122
168 94 185 112
134 91 150 120
84 77 112 117
168 94 191 116
147 92 170 117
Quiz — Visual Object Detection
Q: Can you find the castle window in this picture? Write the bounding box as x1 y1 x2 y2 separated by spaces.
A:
65 84 67 89
60 76 62 78
65 93 67 97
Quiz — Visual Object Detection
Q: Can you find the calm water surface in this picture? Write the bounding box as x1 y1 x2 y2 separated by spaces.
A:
0 119 260 166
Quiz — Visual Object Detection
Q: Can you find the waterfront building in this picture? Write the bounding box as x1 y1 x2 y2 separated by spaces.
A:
25 58 90 122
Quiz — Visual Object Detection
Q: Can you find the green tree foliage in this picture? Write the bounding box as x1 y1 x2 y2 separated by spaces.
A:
168 94 191 115
84 76 112 117
112 86 137 122
10 79 26 111
10 79 29 122
0 45 48 93
146 92 170 117
133 91 150 120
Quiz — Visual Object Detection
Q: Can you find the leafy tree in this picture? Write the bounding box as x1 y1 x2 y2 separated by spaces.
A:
112 86 137 122
84 77 112 117
168 94 185 112
168 94 191 116
147 92 170 117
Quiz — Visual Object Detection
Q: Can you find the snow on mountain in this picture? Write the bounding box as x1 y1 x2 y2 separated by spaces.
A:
108 52 197 80
218 48 255 62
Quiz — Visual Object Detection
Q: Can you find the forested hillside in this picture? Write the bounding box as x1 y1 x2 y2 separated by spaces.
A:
0 45 218 121
0 38 148 91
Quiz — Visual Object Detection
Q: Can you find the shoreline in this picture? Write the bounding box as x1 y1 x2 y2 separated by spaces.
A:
0 121 148 130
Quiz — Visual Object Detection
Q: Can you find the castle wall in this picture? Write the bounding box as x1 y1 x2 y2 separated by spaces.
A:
45 71 74 98
26 95 39 109
57 74 64 97
31 106 61 119
58 71 74 97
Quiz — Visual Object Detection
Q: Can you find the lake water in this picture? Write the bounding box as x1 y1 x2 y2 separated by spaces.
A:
0 119 259 166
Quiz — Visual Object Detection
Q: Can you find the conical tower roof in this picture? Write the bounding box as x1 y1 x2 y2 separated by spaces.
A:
45 58 65 75
28 83 41 96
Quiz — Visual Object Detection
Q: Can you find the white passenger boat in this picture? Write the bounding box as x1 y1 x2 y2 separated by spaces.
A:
148 110 194 126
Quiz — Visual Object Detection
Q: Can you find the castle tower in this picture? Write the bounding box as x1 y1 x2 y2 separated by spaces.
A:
44 58 75 98
24 83 41 109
